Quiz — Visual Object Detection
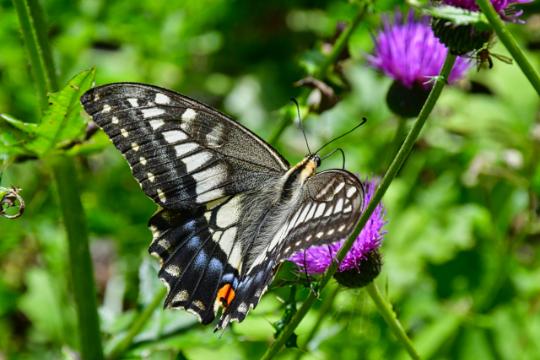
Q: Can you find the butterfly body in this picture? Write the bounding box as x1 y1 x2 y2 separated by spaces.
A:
81 83 363 328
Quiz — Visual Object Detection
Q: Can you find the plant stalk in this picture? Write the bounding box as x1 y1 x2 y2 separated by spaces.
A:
107 287 167 359
12 0 104 358
365 282 421 360
12 0 58 112
475 0 540 95
261 52 457 360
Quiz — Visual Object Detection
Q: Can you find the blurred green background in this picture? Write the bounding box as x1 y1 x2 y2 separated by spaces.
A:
1 0 540 359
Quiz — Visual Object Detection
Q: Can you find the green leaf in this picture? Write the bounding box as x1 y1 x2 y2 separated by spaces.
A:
0 113 39 134
0 115 36 157
30 68 95 155
0 69 95 158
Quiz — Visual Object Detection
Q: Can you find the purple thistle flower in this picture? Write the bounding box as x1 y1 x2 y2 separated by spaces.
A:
441 0 532 22
289 179 385 275
367 11 471 89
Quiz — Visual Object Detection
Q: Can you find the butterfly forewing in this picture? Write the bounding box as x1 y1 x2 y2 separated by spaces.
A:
81 83 289 209
81 83 365 329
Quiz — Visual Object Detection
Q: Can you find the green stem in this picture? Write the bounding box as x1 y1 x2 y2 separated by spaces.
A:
52 159 104 360
12 0 58 112
294 285 340 360
269 1 369 145
12 0 104 358
261 53 457 360
386 116 408 168
475 0 540 96
365 282 421 360
106 287 167 359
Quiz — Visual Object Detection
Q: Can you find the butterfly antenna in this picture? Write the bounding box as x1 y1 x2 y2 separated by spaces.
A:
314 117 367 154
321 148 346 169
291 98 312 155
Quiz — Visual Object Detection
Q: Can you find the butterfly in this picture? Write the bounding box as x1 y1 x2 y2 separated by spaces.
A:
81 83 364 329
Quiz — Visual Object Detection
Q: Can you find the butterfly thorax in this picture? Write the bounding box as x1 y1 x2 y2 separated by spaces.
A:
279 154 320 202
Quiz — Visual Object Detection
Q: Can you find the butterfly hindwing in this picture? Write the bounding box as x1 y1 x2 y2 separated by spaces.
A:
148 196 245 324
217 170 364 328
81 83 289 209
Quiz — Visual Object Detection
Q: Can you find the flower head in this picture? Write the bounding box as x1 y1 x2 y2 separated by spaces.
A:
367 11 470 89
289 179 385 276
441 0 532 22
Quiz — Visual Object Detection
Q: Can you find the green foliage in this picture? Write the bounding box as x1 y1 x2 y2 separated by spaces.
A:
1 0 539 359
0 69 95 157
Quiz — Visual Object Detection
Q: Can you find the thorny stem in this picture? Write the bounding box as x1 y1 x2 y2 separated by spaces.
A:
365 282 421 360
475 0 540 95
261 52 457 360
12 0 104 358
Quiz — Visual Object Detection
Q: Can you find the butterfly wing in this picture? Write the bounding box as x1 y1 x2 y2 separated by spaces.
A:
81 83 289 324
217 169 364 328
81 82 289 209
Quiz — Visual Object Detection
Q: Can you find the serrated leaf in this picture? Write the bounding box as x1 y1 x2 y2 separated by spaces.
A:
31 68 95 155
0 113 39 134
0 69 96 158
0 117 37 157
424 5 490 27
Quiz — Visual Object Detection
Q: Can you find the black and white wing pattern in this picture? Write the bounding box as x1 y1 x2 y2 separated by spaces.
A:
81 83 289 209
81 83 364 329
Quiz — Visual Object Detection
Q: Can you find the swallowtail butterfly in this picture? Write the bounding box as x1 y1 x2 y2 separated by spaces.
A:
81 83 364 329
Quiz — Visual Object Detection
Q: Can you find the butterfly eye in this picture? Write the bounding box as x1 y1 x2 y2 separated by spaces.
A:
314 155 321 167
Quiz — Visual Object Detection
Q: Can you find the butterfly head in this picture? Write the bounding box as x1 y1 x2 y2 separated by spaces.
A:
310 154 321 167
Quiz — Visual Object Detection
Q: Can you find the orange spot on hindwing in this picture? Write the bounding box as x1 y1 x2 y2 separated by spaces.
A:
217 283 236 308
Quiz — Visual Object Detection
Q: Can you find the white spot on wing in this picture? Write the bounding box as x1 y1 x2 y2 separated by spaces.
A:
327 229 335 236
128 98 139 107
334 182 345 194
206 122 224 146
147 172 155 182
216 204 239 228
142 108 166 118
157 239 169 249
346 186 358 198
182 108 197 122
173 290 189 302
324 206 333 217
334 198 344 213
306 204 317 221
193 300 206 311
338 224 346 232
149 119 165 130
192 164 226 203
139 156 147 165
111 116 119 124
344 204 353 213
102 104 111 113
314 204 325 218
157 189 166 202
131 142 140 152
316 231 324 238
121 128 129 137
163 130 187 143
174 142 199 157
155 93 171 105
297 205 310 224
165 265 181 277
183 151 213 172
238 302 248 314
